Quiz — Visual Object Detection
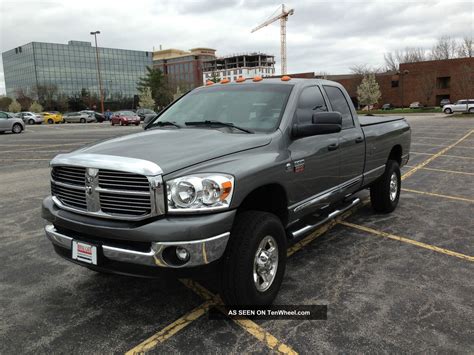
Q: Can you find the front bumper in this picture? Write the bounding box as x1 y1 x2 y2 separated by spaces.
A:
42 196 235 269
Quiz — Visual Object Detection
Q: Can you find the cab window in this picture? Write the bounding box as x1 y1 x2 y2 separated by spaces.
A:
296 86 327 124
323 85 354 129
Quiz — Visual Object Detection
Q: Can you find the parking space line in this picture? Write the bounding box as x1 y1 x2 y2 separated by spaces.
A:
401 188 474 203
402 129 473 180
339 221 474 262
403 166 474 176
411 152 474 160
125 300 215 355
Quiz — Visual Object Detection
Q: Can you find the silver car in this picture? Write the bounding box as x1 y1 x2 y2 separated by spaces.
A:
443 99 474 114
64 112 96 123
16 111 43 125
0 111 25 134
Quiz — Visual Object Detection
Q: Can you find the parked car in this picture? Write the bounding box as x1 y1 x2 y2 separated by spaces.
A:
42 78 411 306
381 103 393 110
439 99 451 108
80 110 105 123
63 112 96 123
0 111 25 134
409 102 424 109
136 108 157 122
16 111 43 125
110 111 141 126
442 99 474 114
43 112 64 124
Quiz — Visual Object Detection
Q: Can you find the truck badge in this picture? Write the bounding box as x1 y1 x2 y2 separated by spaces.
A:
294 159 305 173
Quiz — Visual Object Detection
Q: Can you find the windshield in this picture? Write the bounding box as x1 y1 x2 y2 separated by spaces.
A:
117 111 135 116
149 83 293 133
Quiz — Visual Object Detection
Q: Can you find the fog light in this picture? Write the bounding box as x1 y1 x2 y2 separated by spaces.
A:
176 247 190 262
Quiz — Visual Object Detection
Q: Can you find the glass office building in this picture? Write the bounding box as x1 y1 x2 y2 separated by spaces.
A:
2 40 152 99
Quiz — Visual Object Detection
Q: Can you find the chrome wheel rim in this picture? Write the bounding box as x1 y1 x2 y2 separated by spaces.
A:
13 125 21 133
389 173 398 201
253 235 279 292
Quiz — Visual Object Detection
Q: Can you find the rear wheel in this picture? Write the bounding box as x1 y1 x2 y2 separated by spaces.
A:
80 118 86 123
12 123 23 134
219 211 287 306
370 160 401 213
47 118 53 124
469 108 474 113
444 108 452 114
28 119 35 125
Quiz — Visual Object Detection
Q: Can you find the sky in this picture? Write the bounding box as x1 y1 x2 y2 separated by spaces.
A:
0 0 472 95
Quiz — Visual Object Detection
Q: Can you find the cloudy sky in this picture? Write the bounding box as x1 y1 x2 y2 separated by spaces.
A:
0 0 472 94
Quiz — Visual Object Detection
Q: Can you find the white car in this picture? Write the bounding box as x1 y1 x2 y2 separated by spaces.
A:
443 99 474 114
15 111 43 125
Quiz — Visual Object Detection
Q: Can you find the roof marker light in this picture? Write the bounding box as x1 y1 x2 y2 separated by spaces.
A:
220 78 230 84
206 80 214 86
281 75 292 81
253 76 263 82
236 76 246 83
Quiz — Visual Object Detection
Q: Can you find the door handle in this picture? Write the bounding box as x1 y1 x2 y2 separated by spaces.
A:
327 143 339 151
355 137 364 143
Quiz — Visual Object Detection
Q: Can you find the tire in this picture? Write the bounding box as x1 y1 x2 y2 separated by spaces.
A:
469 108 474 113
28 119 35 125
80 118 86 123
444 108 452 114
47 119 53 124
12 123 23 134
120 121 124 126
370 160 401 213
219 211 287 306
111 121 115 126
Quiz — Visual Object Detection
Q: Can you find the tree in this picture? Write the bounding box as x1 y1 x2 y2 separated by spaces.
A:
29 101 43 113
32 84 58 110
457 36 473 58
350 64 384 75
430 36 458 60
384 48 426 71
455 64 474 112
357 74 381 112
137 67 173 109
0 96 13 111
138 88 155 109
418 73 436 106
15 89 33 110
8 99 21 113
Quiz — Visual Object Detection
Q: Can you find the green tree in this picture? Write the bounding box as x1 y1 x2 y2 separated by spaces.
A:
8 99 21 113
0 96 13 111
29 101 44 113
357 74 381 112
137 67 173 109
138 88 156 110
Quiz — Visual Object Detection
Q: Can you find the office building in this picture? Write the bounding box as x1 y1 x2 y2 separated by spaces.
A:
2 40 152 99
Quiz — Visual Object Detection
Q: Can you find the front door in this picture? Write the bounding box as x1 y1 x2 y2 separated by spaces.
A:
288 85 340 216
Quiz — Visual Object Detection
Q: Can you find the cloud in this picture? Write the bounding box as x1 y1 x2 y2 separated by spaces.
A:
0 0 472 95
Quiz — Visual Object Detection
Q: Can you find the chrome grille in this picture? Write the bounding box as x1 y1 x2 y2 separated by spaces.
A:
50 165 162 220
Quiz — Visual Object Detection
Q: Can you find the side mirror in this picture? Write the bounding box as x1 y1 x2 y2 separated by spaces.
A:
292 112 342 138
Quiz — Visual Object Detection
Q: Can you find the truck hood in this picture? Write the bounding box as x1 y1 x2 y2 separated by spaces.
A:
72 128 272 174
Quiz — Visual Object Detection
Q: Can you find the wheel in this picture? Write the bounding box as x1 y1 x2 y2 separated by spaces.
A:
12 123 23 134
47 118 53 124
80 118 86 123
111 121 115 126
469 108 474 113
370 160 401 213
135 123 139 126
444 108 452 114
28 119 35 125
120 121 124 126
219 211 287 306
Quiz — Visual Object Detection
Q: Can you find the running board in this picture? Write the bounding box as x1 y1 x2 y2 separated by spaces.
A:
289 198 361 239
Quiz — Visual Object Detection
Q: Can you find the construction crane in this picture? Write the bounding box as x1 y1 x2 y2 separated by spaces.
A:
251 4 294 75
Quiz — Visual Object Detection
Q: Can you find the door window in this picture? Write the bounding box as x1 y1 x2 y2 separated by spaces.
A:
323 85 354 129
0 112 7 119
296 86 327 124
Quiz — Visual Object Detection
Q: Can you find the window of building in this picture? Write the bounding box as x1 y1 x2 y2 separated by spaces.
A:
323 85 354 129
437 77 450 89
391 80 399 88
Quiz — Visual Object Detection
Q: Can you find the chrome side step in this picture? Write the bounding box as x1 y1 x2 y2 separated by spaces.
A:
289 198 361 239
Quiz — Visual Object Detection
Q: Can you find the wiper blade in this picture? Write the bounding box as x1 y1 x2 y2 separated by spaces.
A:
185 120 253 134
153 121 181 128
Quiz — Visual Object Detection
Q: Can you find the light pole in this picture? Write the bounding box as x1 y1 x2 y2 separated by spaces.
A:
398 69 409 109
90 31 104 114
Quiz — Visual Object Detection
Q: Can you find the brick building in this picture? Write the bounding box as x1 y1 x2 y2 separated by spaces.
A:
325 57 474 108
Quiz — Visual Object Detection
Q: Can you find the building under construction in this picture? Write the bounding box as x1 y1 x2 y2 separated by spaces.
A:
202 53 275 83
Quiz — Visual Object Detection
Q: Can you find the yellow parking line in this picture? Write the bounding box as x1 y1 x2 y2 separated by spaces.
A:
339 221 474 262
401 188 474 203
402 129 473 180
411 152 474 160
404 166 474 176
125 300 215 355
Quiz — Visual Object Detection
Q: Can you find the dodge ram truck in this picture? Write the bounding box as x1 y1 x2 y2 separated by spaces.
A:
42 78 411 305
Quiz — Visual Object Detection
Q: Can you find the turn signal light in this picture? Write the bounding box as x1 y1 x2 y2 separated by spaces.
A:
253 76 263 82
220 78 230 84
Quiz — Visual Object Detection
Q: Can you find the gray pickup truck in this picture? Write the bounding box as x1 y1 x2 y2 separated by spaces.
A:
42 78 410 305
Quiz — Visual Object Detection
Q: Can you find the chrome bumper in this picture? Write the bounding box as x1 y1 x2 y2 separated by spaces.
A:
44 224 230 268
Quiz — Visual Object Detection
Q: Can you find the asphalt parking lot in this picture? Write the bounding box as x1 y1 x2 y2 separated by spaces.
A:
1 117 473 353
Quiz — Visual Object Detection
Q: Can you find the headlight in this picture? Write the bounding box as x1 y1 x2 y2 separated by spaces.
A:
167 174 234 213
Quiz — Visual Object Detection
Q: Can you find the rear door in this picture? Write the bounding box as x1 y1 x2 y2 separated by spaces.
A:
288 85 341 214
0 112 10 130
322 85 365 195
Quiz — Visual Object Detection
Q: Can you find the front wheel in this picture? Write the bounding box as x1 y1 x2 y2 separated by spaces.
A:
219 211 287 306
370 160 401 213
468 108 474 113
47 119 54 124
12 123 23 134
444 108 452 114
80 118 86 123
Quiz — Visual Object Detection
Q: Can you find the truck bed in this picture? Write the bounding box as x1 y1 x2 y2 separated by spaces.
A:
358 115 405 127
